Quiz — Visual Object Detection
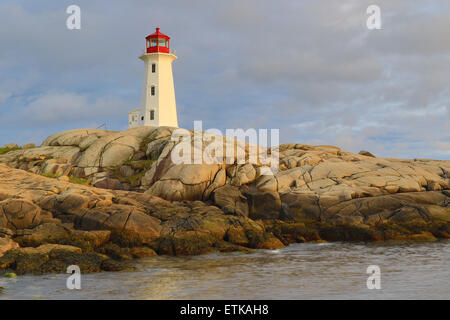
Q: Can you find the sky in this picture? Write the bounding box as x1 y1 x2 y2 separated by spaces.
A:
0 0 448 159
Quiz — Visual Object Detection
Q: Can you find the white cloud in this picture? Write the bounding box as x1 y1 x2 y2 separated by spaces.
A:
0 0 448 159
14 91 131 125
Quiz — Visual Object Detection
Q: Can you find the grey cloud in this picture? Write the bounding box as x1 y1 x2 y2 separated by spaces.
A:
16 91 131 125
0 0 448 159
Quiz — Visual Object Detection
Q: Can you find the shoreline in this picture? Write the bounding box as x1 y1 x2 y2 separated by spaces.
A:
1 241 449 300
0 127 449 276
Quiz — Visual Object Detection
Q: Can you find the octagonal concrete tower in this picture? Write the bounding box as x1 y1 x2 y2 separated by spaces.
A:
128 28 178 128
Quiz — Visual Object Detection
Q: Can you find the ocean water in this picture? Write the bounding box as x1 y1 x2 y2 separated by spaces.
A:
1 241 449 300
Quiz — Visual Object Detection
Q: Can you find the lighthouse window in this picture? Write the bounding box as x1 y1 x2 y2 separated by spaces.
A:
146 40 149 48
151 86 155 95
158 39 166 46
152 64 156 73
150 110 155 120
150 39 157 47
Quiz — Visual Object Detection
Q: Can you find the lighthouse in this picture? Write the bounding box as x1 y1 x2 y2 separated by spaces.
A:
128 28 178 128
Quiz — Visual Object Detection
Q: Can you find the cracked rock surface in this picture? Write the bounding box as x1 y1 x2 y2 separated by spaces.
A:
0 127 449 274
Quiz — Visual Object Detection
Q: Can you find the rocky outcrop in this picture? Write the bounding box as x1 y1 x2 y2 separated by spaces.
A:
2 143 18 149
0 164 285 274
0 127 449 275
2 128 448 202
1 127 448 201
0 244 111 274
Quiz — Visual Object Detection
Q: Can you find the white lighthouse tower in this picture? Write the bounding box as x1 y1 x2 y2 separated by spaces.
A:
128 28 178 128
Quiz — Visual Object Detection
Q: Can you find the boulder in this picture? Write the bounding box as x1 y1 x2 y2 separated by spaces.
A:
359 150 376 157
0 199 41 230
203 168 226 200
100 136 139 167
146 126 176 141
110 211 162 244
405 231 438 242
4 146 80 164
213 184 249 216
22 143 36 149
146 138 169 160
93 178 122 190
280 193 321 221
14 223 71 247
230 164 257 186
100 259 127 272
39 192 89 215
130 247 157 258
146 162 222 200
0 243 86 274
0 238 19 257
323 191 449 225
225 226 250 246
41 129 112 147
2 143 18 149
72 204 161 245
75 133 139 168
246 191 281 220
254 173 278 192
65 230 111 250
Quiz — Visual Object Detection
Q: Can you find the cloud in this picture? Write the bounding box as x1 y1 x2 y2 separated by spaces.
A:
0 0 448 159
11 91 131 125
0 92 11 103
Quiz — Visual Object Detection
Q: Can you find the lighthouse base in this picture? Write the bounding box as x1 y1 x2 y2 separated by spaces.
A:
128 109 141 128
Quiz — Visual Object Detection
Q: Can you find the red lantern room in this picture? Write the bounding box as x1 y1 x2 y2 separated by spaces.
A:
145 27 170 54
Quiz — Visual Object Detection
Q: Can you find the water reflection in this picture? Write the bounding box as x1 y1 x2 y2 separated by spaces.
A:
0 241 449 299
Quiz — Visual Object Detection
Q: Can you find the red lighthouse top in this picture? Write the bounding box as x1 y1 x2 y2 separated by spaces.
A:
145 28 171 54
